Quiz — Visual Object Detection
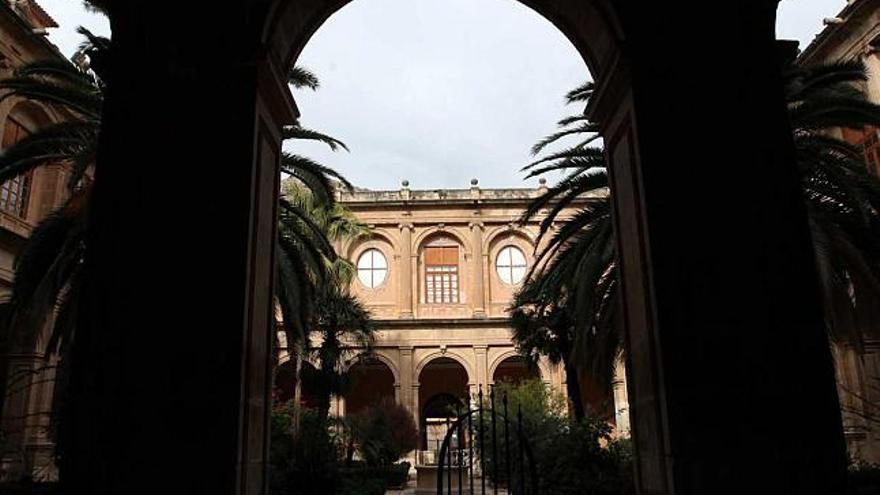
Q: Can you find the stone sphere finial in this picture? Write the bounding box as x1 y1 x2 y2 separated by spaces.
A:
401 179 410 187
471 178 479 186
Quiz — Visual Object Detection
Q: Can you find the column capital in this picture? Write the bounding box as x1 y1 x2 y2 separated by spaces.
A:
469 221 484 230
399 345 414 355
398 222 415 232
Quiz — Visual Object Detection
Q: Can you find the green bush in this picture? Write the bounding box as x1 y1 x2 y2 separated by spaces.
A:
479 379 634 495
386 461 411 488
270 401 340 495
347 399 418 467
270 399 414 494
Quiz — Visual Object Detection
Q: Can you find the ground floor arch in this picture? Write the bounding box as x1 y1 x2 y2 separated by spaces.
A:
491 355 540 386
418 357 470 451
344 356 397 415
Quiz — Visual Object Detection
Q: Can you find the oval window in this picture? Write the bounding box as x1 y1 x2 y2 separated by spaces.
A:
496 246 527 285
357 248 388 288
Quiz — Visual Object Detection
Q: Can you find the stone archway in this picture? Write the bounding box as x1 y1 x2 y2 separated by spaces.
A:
418 357 470 451
344 356 397 416
62 2 850 494
491 355 540 386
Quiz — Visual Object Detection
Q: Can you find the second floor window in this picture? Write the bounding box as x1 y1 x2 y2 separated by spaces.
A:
425 245 459 304
0 117 31 218
357 248 388 289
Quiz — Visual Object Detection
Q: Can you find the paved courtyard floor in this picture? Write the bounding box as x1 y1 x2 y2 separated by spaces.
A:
385 477 509 494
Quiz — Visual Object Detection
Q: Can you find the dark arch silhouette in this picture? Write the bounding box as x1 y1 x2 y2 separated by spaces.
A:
344 356 396 415
59 2 849 493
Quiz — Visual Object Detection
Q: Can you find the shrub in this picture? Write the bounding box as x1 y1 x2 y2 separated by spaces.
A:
479 379 634 495
270 401 340 495
386 461 411 488
348 399 419 467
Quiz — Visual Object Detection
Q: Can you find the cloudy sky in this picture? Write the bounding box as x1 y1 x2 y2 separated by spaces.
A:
40 0 844 190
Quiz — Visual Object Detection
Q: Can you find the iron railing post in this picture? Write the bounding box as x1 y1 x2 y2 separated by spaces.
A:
479 385 486 495
490 386 498 495
503 392 511 491
518 405 525 495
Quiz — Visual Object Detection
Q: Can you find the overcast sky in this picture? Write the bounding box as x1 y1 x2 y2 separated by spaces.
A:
40 0 844 190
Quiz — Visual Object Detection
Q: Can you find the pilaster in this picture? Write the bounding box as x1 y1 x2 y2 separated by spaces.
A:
469 222 487 318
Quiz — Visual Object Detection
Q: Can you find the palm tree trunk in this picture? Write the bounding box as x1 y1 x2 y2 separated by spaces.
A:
293 345 303 432
564 362 586 421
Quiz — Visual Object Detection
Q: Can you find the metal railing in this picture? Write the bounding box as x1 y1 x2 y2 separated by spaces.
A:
436 386 538 494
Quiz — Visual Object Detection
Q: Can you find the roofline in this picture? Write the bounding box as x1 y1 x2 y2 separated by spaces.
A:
372 317 512 329
0 1 64 59
798 0 878 64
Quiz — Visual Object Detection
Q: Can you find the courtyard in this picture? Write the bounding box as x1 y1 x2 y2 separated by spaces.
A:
0 0 877 494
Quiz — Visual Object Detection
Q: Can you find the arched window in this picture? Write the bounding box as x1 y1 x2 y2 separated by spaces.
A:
424 238 459 304
0 116 32 218
496 245 527 285
357 248 388 288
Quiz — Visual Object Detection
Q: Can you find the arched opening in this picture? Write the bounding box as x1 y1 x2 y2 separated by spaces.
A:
48 0 853 492
344 356 396 415
418 357 469 451
492 355 540 386
273 360 323 410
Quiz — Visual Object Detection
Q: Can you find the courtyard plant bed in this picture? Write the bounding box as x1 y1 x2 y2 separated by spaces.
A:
477 379 635 495
270 399 416 494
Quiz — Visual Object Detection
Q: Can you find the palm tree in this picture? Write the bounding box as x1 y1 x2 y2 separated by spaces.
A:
275 179 373 417
0 25 363 440
510 297 586 420
0 29 107 411
785 60 880 343
301 286 375 419
515 61 880 392
513 82 618 393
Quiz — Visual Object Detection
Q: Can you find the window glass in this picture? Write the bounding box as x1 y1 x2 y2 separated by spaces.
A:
425 245 459 303
496 246 527 285
357 249 388 288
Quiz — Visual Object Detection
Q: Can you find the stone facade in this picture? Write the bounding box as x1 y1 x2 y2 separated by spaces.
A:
0 1 70 481
281 181 630 463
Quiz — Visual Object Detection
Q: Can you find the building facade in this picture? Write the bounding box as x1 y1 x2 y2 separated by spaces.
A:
0 0 71 481
799 0 880 464
277 181 630 462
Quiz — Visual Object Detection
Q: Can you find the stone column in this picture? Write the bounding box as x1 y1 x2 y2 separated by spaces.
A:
612 358 631 437
398 223 415 318
474 345 488 389
58 5 295 494
469 222 487 318
399 346 414 414
331 396 345 418
591 4 847 492
411 384 420 424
